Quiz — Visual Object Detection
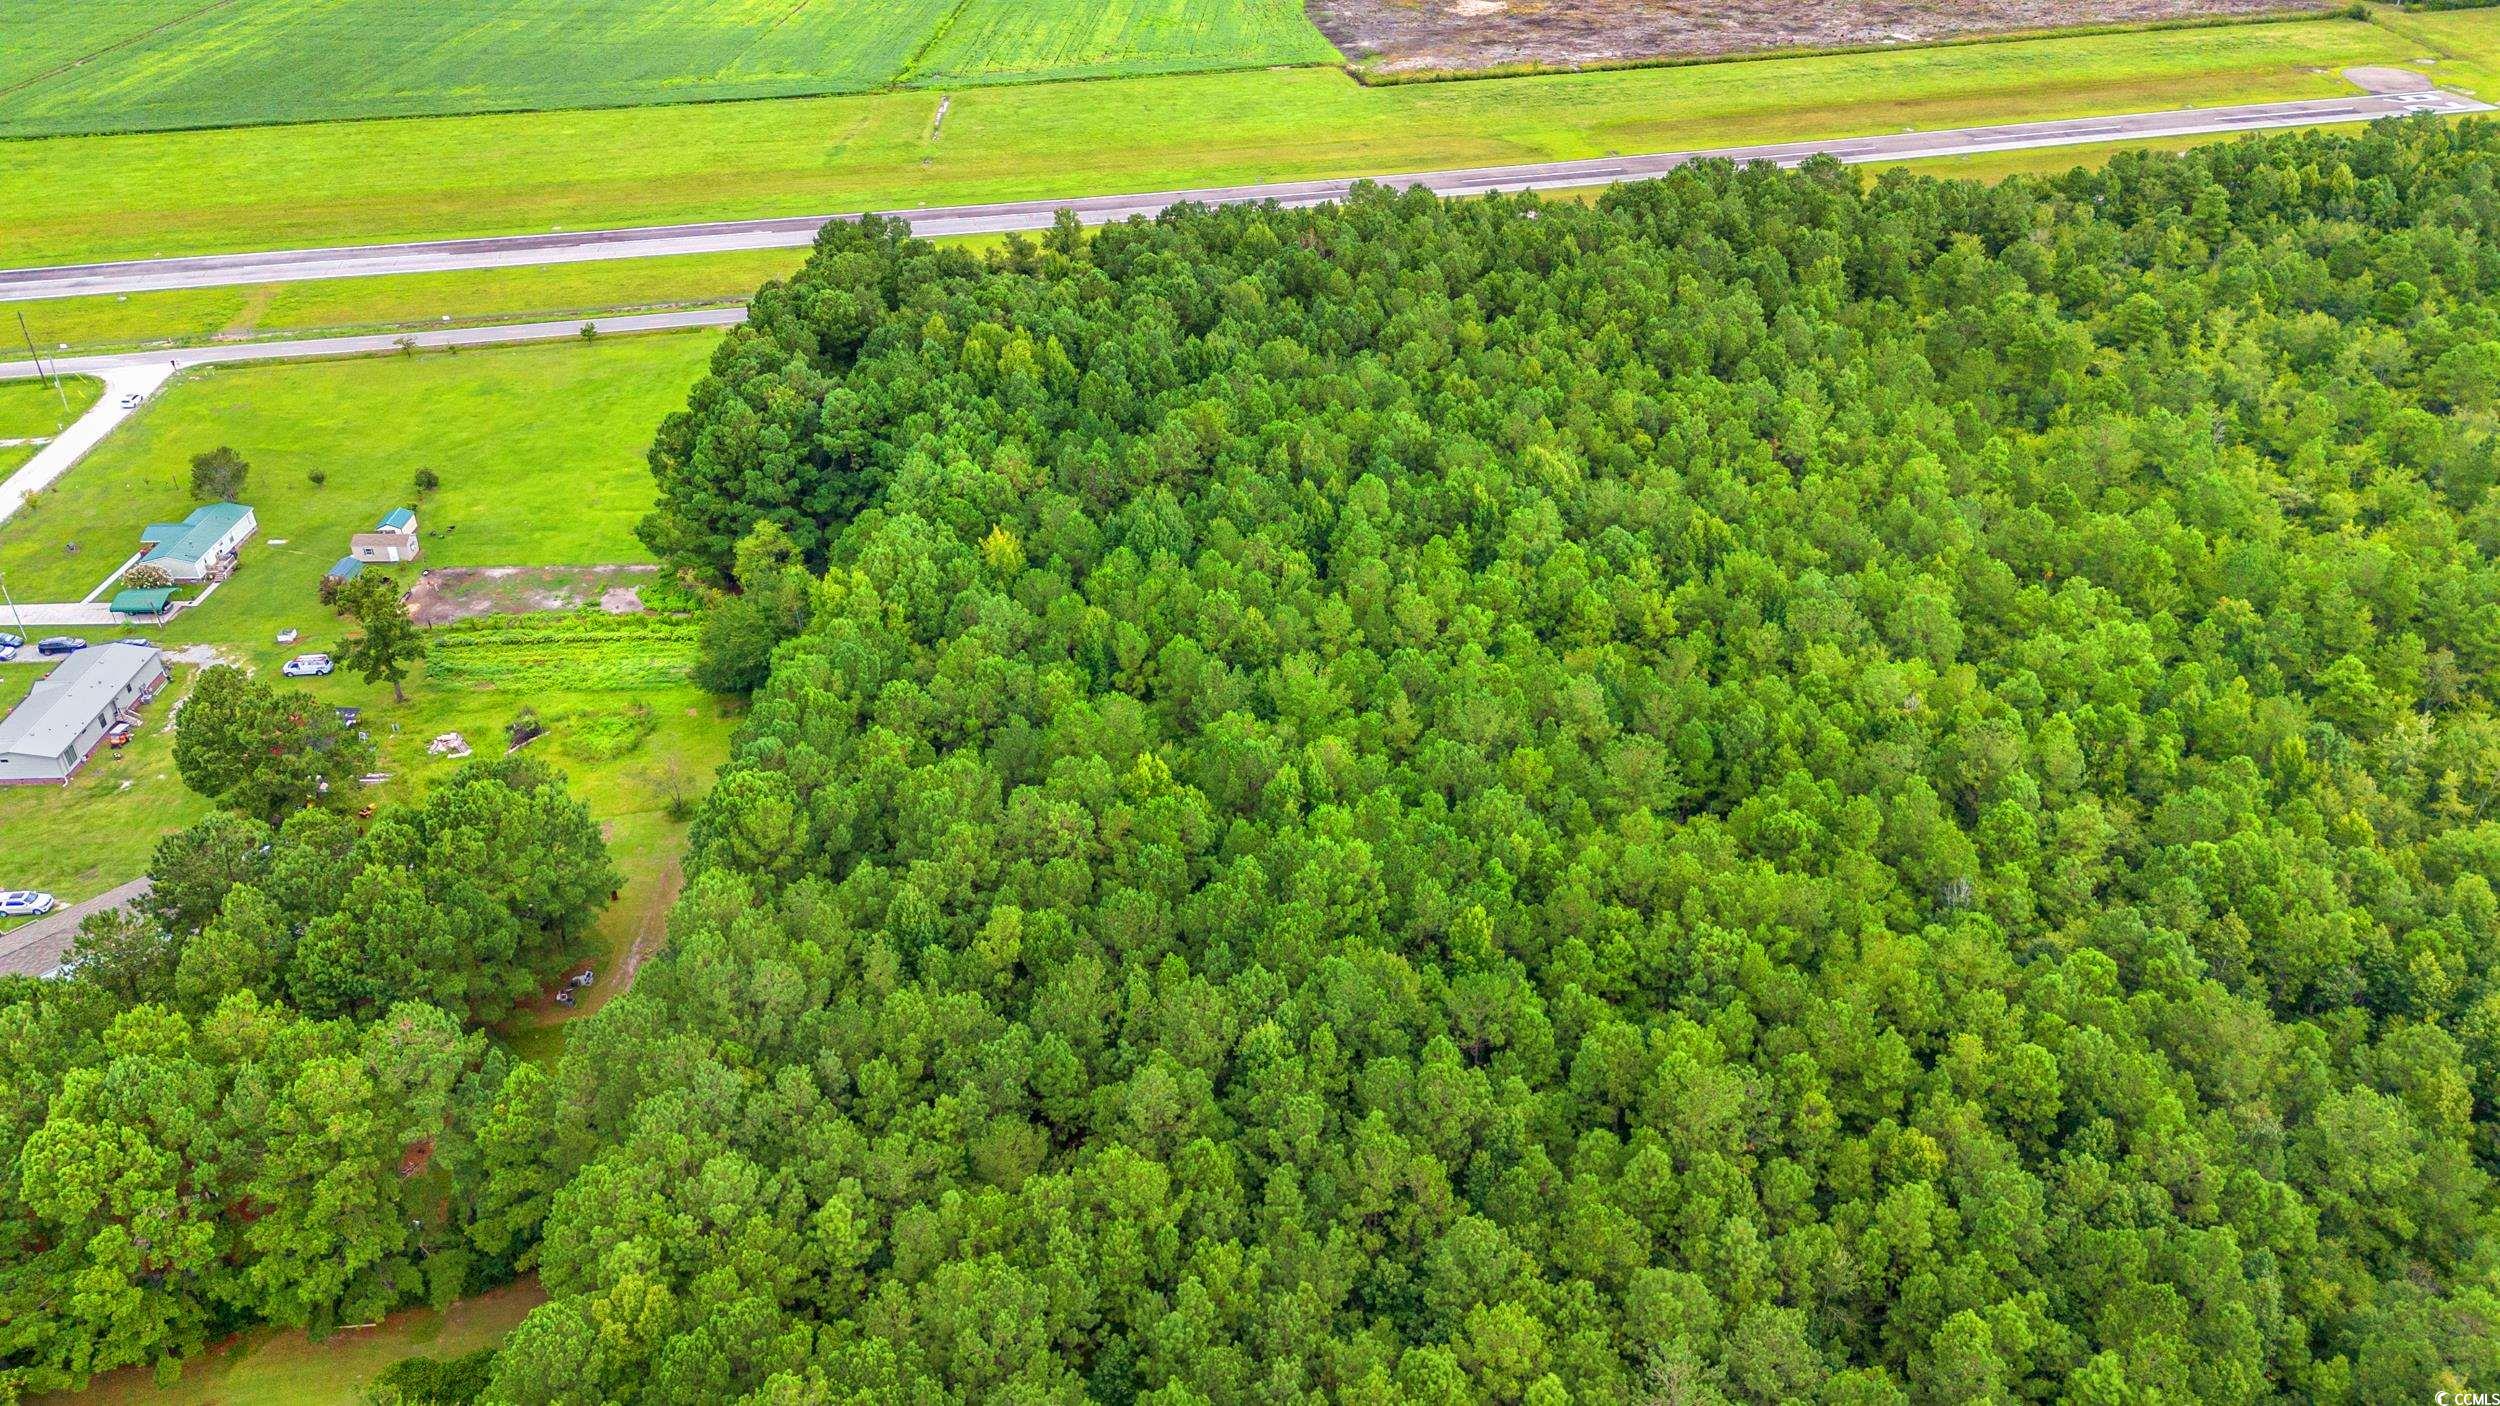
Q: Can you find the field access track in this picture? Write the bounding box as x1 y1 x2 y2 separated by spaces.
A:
1 84 2483 305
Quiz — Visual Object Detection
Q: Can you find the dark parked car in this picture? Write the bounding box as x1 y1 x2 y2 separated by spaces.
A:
36 637 87 656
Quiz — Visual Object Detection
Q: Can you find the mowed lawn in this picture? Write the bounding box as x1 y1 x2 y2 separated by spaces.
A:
0 0 1340 139
0 375 98 439
0 332 735 915
0 17 2415 267
0 335 708 601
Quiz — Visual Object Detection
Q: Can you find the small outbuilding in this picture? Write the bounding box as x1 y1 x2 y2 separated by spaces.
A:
108 587 177 620
326 556 365 583
139 502 256 582
0 643 168 784
351 506 421 564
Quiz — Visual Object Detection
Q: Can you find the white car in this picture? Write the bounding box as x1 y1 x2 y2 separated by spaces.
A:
281 652 334 677
0 891 58 917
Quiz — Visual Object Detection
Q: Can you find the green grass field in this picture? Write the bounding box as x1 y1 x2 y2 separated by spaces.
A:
0 333 733 917
2371 2 2500 97
0 336 706 600
0 17 2414 268
0 375 98 439
34 1278 548 1406
0 0 1340 139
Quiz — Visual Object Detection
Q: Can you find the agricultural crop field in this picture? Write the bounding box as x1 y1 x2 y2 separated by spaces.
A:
913 0 1339 86
0 17 2413 268
0 0 1340 139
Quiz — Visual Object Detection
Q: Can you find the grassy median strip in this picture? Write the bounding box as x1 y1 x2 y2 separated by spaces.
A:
0 17 2412 268
6 248 806 354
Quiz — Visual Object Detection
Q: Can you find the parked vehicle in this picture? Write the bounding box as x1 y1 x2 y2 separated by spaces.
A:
568 969 596 990
119 393 143 410
0 633 20 649
0 891 58 917
104 720 138 749
0 642 15 663
281 652 333 677
35 637 86 656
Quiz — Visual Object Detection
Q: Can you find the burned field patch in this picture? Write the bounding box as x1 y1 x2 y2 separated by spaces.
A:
1311 0 2319 79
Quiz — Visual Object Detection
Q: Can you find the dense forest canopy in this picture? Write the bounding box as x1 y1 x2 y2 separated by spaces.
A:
16 116 2500 1402
579 119 2500 1403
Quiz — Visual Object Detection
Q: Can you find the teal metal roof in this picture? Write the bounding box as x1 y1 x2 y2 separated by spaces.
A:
109 587 176 614
326 556 364 580
138 503 252 567
379 508 415 530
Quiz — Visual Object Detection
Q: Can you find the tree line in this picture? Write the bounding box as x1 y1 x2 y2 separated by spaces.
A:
2 667 613 1392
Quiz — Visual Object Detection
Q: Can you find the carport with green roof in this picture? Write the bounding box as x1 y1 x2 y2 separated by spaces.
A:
108 587 176 619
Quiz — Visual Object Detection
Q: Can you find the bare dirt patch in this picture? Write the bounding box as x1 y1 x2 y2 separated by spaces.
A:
1311 0 2320 78
404 564 661 626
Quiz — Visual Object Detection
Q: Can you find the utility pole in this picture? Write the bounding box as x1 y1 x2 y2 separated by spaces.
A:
0 574 25 643
14 312 68 424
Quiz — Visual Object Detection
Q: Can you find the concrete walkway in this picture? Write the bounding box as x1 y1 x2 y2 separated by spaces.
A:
0 602 136 627
0 878 150 979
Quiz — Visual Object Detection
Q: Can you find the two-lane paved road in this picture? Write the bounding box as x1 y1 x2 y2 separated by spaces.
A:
2 86 2485 304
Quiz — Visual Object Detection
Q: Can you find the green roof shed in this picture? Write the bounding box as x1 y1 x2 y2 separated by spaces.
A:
108 587 177 616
